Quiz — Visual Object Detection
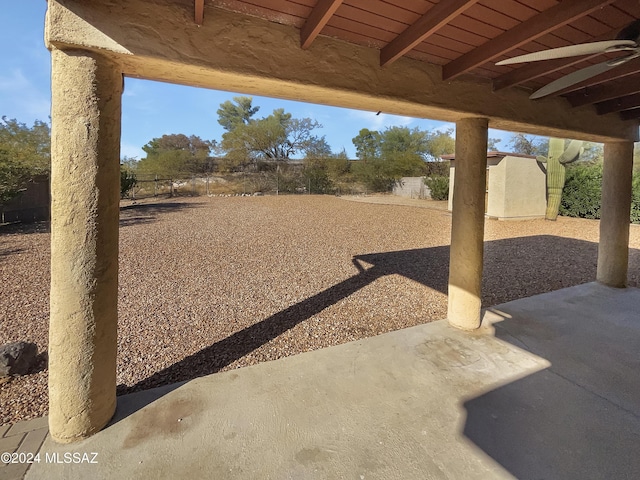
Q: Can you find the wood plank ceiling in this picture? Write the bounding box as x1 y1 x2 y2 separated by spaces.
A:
197 0 640 123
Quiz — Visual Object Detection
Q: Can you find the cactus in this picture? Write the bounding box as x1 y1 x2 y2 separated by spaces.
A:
536 138 583 221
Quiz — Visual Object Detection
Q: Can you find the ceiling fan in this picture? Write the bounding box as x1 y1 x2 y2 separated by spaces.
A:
496 19 640 99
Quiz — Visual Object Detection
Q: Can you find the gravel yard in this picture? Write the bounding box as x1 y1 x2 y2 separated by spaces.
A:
1 195 640 425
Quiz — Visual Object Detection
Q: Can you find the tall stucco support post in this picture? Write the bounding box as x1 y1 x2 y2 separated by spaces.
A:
448 118 488 330
49 48 122 443
596 141 634 288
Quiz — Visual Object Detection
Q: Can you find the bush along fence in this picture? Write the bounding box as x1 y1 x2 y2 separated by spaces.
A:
560 162 640 224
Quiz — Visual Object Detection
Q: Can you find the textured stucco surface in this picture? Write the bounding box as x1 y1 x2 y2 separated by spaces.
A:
45 0 638 143
487 156 546 219
49 48 122 443
448 118 488 330
597 141 634 287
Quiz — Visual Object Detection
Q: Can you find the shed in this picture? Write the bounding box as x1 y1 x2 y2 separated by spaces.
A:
445 152 546 220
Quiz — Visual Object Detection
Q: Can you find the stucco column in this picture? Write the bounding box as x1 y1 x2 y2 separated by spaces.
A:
49 48 122 443
448 118 488 330
596 141 634 288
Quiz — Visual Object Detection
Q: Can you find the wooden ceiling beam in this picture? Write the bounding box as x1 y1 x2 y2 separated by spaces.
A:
380 0 480 67
566 76 640 107
194 0 204 25
301 0 344 49
443 0 616 80
620 108 640 121
596 93 640 115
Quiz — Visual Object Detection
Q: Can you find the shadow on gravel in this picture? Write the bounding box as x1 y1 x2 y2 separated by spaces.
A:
0 247 24 257
0 221 50 236
120 234 639 398
119 201 203 228
0 202 202 233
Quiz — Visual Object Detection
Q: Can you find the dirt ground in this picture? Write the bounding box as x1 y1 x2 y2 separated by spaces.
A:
1 194 639 425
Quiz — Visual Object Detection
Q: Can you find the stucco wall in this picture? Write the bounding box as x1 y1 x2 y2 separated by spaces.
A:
501 156 547 218
393 177 429 199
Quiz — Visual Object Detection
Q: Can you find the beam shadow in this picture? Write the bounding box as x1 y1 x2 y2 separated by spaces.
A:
119 201 202 228
118 235 638 401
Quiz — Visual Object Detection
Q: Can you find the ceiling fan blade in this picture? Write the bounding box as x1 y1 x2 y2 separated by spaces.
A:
496 40 636 65
529 60 617 99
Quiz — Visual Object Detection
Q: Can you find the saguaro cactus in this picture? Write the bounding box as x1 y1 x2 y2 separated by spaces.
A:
537 138 583 221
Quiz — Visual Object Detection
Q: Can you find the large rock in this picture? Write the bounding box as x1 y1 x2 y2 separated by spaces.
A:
0 341 38 376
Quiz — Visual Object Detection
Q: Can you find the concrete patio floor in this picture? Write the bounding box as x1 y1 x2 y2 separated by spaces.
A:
17 282 640 479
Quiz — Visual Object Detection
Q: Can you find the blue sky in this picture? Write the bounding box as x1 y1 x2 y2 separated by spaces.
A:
2 2 518 160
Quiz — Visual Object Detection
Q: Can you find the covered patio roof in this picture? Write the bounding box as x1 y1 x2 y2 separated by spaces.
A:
46 0 639 142
200 0 640 123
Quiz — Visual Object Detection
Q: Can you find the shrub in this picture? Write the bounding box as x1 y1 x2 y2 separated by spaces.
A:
0 149 31 206
559 162 602 219
425 175 449 201
630 171 640 224
120 168 138 198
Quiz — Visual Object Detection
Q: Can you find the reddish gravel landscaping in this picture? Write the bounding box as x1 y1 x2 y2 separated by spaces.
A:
1 195 639 425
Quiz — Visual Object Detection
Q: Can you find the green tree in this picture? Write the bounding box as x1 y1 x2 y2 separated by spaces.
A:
0 117 50 174
303 138 335 194
423 128 455 161
217 96 260 131
352 128 381 162
325 150 352 183
352 126 454 191
0 148 31 205
137 134 214 177
220 107 323 170
0 117 51 206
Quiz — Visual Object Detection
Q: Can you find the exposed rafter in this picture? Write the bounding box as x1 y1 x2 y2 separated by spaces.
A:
620 108 640 121
443 0 616 80
596 93 640 115
380 0 479 67
566 76 640 107
301 0 343 49
195 0 204 25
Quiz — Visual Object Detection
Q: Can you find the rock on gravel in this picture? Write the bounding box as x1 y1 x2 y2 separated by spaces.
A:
0 341 38 376
1 195 639 426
